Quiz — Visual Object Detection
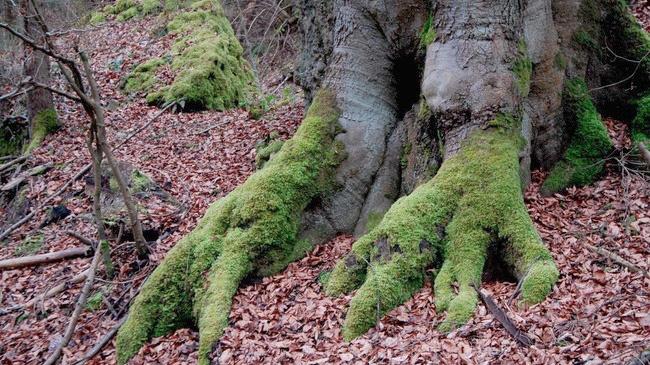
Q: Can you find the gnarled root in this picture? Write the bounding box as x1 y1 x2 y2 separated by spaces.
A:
116 90 342 364
326 126 559 340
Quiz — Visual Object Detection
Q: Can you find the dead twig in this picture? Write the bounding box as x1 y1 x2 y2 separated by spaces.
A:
0 269 88 316
471 283 533 347
638 142 650 167
73 315 127 365
43 236 103 365
585 243 648 277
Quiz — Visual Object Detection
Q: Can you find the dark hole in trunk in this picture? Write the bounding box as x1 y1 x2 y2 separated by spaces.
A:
483 236 518 283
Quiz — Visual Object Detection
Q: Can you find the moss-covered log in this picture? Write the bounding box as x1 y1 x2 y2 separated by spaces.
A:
326 122 558 339
541 79 613 195
121 0 256 111
115 90 342 364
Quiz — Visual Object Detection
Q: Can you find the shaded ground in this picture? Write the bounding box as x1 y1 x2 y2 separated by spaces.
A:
1 4 649 365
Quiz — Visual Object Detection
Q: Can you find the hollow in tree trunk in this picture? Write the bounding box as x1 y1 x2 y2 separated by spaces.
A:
116 0 650 363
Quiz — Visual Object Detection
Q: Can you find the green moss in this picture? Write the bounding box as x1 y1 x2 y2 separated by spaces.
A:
513 40 532 97
116 89 342 365
542 79 612 195
554 52 567 70
117 6 140 21
365 212 385 232
124 58 166 94
255 140 283 169
130 0 255 110
606 0 650 83
86 291 104 311
89 11 106 25
632 94 650 143
142 0 162 14
23 109 58 155
111 0 137 14
400 142 412 169
327 121 557 340
15 234 44 256
573 29 598 51
419 14 436 48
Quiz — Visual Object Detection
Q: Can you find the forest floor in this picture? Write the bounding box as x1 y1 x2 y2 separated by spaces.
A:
1 5 649 365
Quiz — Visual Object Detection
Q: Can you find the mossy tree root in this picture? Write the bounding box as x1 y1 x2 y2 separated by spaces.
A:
541 79 613 195
115 90 342 364
23 108 58 155
325 125 559 340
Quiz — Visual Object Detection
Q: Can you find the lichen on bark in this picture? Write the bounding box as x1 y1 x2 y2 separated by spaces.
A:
326 121 558 340
116 89 343 364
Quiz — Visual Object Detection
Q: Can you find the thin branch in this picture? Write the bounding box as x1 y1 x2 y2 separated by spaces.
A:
0 22 78 68
590 49 650 92
43 237 103 365
471 283 533 347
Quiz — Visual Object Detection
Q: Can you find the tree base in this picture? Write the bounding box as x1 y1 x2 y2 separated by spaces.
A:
326 124 558 340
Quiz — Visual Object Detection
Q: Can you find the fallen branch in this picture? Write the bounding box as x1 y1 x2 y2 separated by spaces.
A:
193 118 231 135
639 142 650 167
1 163 52 191
585 243 649 277
74 316 127 365
0 164 90 241
0 155 27 173
0 101 174 241
43 237 103 365
0 269 88 316
0 246 91 271
471 283 533 347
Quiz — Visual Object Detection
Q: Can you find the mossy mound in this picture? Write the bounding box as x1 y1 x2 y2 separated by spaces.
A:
326 121 558 340
123 0 256 111
23 109 58 155
116 90 343 365
541 79 612 195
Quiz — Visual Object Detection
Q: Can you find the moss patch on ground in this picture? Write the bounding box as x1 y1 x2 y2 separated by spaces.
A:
23 109 58 155
542 79 612 195
14 234 44 256
326 121 558 340
124 0 255 111
116 89 343 365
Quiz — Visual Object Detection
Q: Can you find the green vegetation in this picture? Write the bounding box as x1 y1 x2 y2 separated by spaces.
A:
124 58 166 95
23 109 58 155
89 11 106 25
513 40 532 97
542 79 612 195
326 119 557 340
15 234 44 256
255 139 283 169
419 14 436 48
116 89 343 365
632 94 650 143
124 0 255 110
573 29 598 50
86 291 104 311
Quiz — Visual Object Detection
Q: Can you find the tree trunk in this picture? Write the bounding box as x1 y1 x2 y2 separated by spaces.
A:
22 0 57 155
116 0 650 363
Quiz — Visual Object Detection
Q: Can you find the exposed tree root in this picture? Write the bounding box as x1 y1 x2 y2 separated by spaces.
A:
326 125 558 339
541 79 613 195
115 90 343 365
